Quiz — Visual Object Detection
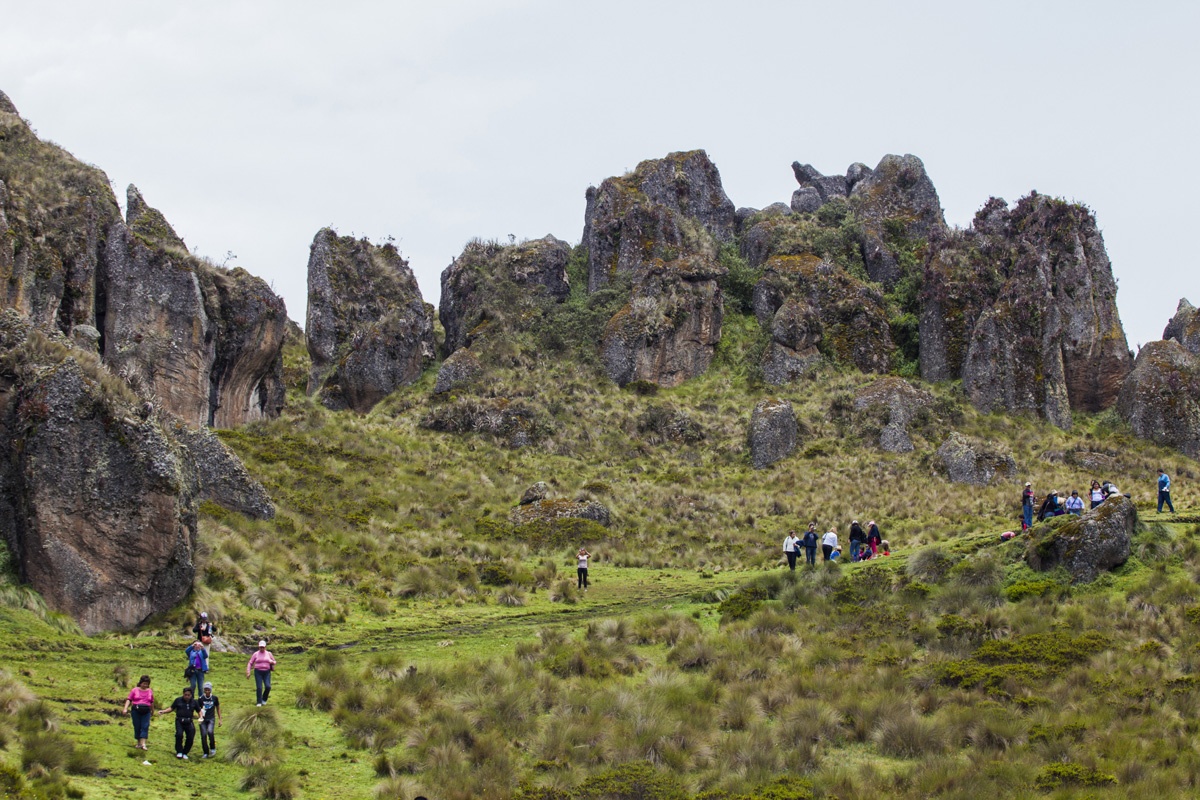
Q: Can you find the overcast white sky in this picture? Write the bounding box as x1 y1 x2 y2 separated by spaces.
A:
3 1 1195 348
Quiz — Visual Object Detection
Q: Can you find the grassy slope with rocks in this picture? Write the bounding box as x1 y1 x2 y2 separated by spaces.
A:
2 276 1199 798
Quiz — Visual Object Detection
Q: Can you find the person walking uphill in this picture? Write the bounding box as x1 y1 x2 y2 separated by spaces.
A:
576 548 590 589
802 523 819 567
185 640 208 697
122 675 154 751
1159 470 1176 513
157 687 200 759
782 531 800 571
246 641 276 706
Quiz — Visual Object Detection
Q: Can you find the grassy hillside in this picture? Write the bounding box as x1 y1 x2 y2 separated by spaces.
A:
2 309 1198 799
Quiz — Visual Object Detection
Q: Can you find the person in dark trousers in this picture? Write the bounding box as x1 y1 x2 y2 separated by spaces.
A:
121 674 154 751
197 682 221 758
1037 491 1062 522
848 521 865 562
1022 483 1036 529
192 612 217 655
821 529 838 562
157 687 199 759
782 531 799 571
801 523 819 567
576 548 591 589
185 640 208 697
1089 480 1105 510
246 641 277 706
1159 470 1175 513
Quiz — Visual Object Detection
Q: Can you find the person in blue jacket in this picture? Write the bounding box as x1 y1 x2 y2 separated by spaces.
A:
1158 470 1175 513
801 523 819 567
185 640 209 697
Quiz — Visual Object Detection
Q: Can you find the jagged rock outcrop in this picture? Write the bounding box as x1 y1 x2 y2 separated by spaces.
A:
1026 496 1135 583
601 261 724 387
922 195 1132 428
853 377 934 453
433 348 483 395
101 188 287 428
172 424 274 520
420 396 549 448
753 255 893 375
519 482 549 506
0 311 197 633
305 229 434 412
936 432 1016 486
1164 298 1200 355
584 152 733 387
509 499 611 527
846 154 945 286
1116 340 1200 458
748 398 798 469
439 235 571 357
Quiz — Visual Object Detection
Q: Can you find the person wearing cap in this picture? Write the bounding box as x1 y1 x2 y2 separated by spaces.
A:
1022 483 1035 530
1158 470 1175 514
197 682 221 758
1065 490 1085 515
246 640 277 706
156 686 200 759
192 612 217 655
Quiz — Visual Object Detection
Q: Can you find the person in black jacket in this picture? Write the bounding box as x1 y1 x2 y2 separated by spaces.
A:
848 520 865 562
157 687 200 759
192 612 216 655
1037 491 1063 522
801 523 819 567
866 521 882 556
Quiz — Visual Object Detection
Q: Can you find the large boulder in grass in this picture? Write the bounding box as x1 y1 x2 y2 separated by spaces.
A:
1116 339 1200 459
749 398 798 469
305 229 435 412
1026 496 1135 583
936 432 1016 486
854 376 934 453
509 499 611 527
433 348 483 395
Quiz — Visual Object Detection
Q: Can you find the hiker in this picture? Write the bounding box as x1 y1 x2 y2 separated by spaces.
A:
1065 490 1085 515
185 640 208 697
859 545 874 561
192 612 216 655
122 674 154 751
1022 482 1036 529
1158 470 1175 513
1037 491 1062 521
848 520 865 562
866 521 882 555
246 641 277 706
879 540 891 556
801 523 819 566
1104 482 1122 500
1089 480 1104 509
157 686 200 759
782 530 800 571
821 529 838 562
197 682 221 758
576 548 590 589
829 547 841 561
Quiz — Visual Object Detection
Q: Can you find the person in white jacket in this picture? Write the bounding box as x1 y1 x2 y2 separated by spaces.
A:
821 529 838 562
782 531 800 571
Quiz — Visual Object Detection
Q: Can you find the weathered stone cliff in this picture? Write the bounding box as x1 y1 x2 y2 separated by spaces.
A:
306 229 435 412
1116 338 1200 459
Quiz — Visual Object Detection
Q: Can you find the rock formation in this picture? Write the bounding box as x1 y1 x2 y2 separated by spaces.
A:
753 255 893 375
433 348 483 395
519 482 549 506
1026 496 1135 583
936 432 1017 486
748 398 798 469
172 424 274 520
1163 298 1200 355
853 376 934 453
439 235 571 357
1117 339 1200 458
583 152 733 387
509 499 611 527
0 311 197 633
305 229 435 412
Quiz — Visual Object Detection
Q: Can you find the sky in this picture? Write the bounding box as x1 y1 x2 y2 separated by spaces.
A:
2 1 1195 349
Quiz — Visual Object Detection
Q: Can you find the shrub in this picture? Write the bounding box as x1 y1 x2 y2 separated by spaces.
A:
1033 762 1117 789
582 761 687 800
907 546 957 584
718 586 769 623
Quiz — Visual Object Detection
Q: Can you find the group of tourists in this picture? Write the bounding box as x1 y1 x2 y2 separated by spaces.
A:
782 520 890 569
121 612 278 761
1021 470 1176 529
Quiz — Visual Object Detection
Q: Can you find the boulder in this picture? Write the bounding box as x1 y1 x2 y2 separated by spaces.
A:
0 313 197 633
749 398 798 469
848 154 946 286
305 229 435 412
125 184 187 252
1116 340 1200 458
791 162 849 204
753 255 893 374
433 348 483 395
439 235 571 357
509 499 611 527
420 396 549 449
760 297 823 385
853 376 934 453
519 482 549 506
1164 298 1200 355
790 187 823 214
636 404 704 444
936 432 1016 486
172 424 274 520
601 262 724 387
1026 496 1135 583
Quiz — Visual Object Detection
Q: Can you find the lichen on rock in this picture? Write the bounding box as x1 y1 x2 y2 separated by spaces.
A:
748 398 798 469
936 431 1016 486
1026 496 1135 583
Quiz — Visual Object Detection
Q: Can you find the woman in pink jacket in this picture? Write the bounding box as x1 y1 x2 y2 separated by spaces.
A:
246 640 277 706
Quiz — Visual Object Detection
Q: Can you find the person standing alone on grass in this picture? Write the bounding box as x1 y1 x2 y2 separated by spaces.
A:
802 523 819 567
122 674 154 751
197 682 221 758
577 548 590 589
246 641 276 706
157 686 199 759
783 530 800 571
821 529 838 562
1022 483 1035 529
1159 470 1175 513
